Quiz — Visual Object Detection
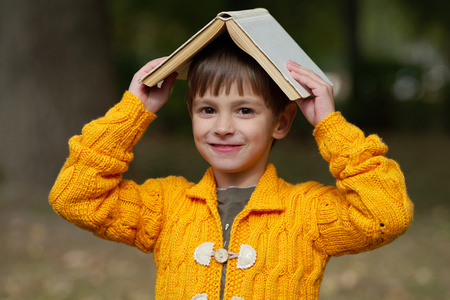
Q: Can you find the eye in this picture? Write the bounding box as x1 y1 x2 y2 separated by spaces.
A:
237 108 254 115
200 107 215 114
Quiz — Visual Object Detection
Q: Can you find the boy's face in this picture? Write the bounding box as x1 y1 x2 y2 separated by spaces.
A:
191 82 283 188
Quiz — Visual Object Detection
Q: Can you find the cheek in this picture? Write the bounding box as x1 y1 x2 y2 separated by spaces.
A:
191 124 203 152
192 118 208 140
247 120 276 140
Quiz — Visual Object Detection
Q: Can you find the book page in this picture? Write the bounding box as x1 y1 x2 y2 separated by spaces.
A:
230 12 333 96
227 22 306 99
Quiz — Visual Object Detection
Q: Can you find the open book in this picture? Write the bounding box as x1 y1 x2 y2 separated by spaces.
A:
138 8 333 100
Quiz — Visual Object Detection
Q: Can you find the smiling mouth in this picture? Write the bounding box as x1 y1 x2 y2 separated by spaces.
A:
210 143 243 152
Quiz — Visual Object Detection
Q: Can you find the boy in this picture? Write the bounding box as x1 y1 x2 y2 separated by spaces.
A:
49 34 413 300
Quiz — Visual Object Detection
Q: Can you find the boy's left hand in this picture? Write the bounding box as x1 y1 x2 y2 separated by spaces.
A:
286 61 335 127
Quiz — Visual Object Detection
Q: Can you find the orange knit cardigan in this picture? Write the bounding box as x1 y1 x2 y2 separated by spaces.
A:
49 92 413 300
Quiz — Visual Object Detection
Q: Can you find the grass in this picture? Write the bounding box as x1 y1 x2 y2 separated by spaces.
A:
1 131 449 299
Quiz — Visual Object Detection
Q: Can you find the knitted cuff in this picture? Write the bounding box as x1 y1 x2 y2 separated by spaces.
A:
116 91 156 127
313 112 365 163
77 91 157 161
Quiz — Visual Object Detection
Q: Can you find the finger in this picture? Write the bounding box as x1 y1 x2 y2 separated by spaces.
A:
287 60 315 73
289 69 333 99
287 61 329 85
129 57 171 94
135 57 169 78
289 71 324 92
142 57 168 71
295 97 312 111
287 60 312 74
289 67 326 85
295 98 316 123
159 72 178 96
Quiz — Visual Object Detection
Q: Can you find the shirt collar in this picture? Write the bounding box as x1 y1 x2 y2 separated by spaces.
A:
186 164 286 213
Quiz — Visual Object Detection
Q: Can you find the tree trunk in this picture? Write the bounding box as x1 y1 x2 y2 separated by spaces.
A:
0 0 118 200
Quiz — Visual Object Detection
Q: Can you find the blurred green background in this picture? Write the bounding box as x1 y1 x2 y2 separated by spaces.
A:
1 0 449 299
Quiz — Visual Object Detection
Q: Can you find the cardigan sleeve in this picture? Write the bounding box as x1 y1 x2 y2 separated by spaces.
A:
312 112 414 256
49 91 172 253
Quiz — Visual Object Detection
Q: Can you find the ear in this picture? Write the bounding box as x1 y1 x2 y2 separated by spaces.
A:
272 102 297 140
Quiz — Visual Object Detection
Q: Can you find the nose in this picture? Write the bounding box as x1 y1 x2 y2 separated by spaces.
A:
214 114 235 136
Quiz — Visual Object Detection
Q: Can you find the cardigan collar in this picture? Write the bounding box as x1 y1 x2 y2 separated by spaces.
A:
186 164 285 213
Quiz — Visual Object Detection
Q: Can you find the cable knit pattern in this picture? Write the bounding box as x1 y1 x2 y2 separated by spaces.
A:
49 92 413 300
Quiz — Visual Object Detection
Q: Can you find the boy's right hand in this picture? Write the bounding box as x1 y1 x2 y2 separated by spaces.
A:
128 57 178 113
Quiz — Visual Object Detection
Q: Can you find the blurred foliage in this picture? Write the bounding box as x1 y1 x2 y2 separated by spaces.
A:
347 0 450 132
104 0 449 135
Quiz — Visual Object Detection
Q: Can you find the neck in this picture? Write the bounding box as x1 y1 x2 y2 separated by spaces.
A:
212 164 267 189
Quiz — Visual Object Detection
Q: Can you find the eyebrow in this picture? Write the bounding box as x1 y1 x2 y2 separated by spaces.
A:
193 97 265 108
192 98 215 106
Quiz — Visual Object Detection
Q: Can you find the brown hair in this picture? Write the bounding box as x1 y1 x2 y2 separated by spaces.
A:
185 34 290 118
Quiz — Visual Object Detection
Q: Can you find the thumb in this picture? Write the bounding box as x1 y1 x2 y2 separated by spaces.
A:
159 72 178 98
295 97 317 126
